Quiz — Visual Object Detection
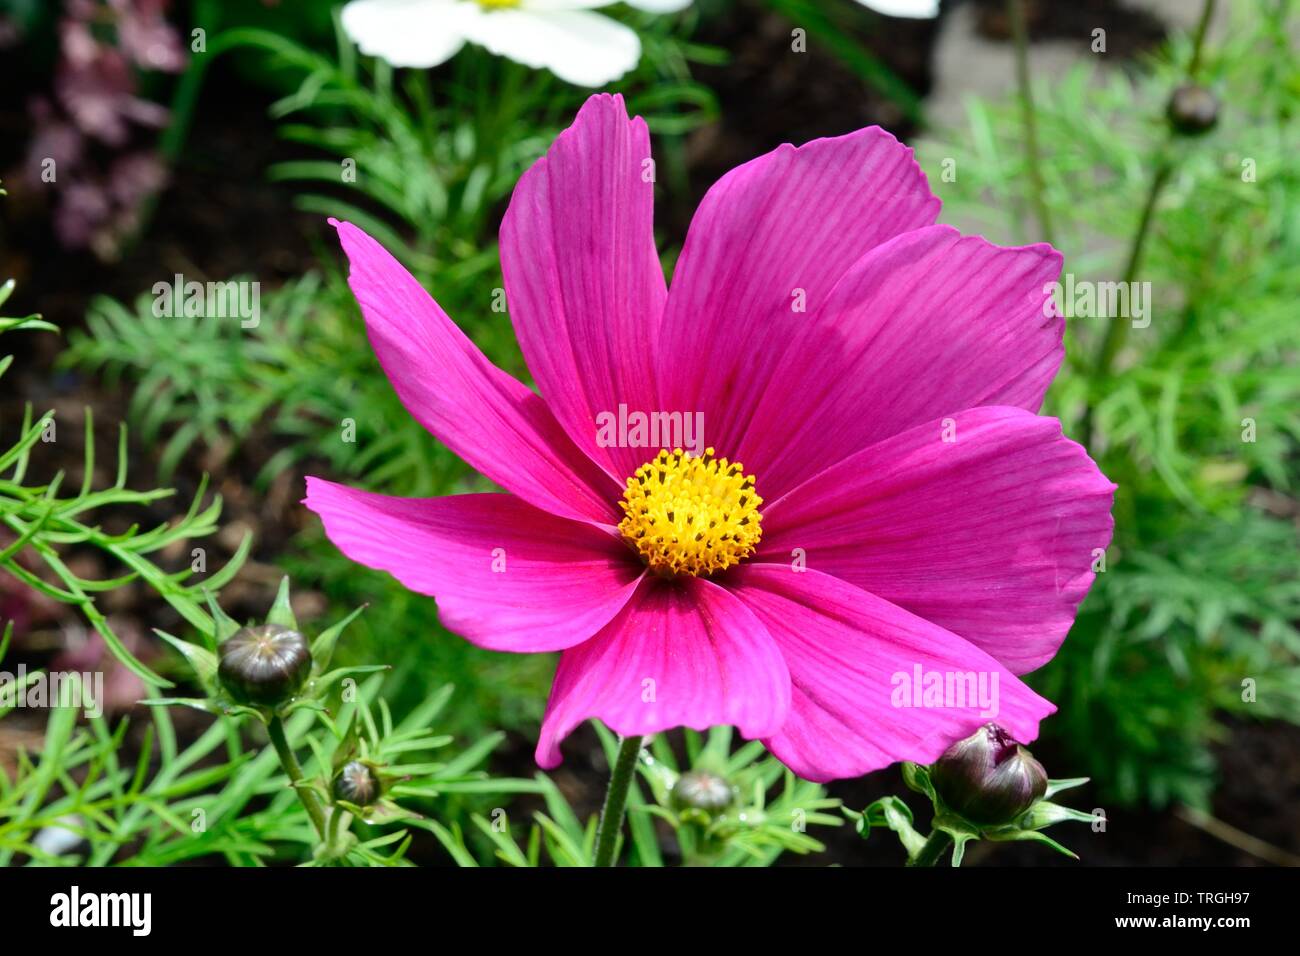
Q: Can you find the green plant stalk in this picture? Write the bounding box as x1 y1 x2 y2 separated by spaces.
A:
1087 0 1217 444
593 735 644 867
266 714 329 840
1187 0 1217 80
325 805 353 860
1091 157 1173 381
908 829 954 867
1007 0 1054 246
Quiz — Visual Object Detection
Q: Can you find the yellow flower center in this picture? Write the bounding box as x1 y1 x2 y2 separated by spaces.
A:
618 448 763 578
475 0 521 8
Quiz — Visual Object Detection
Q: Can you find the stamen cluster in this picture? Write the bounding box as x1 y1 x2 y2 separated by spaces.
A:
618 447 763 578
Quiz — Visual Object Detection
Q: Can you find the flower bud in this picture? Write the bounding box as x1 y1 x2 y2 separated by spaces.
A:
671 770 735 815
217 623 311 707
1167 84 1218 134
930 723 1047 827
333 760 382 807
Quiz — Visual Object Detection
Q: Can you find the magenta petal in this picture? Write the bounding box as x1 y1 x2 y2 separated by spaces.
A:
760 406 1116 673
729 565 1056 783
535 576 791 767
740 225 1065 497
501 94 667 480
331 219 619 524
657 126 939 458
304 478 643 652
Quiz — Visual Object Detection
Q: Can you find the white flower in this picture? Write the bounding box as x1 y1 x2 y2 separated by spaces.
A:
855 0 939 18
340 0 691 87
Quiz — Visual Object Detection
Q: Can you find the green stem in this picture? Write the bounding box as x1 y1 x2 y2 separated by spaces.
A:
1008 0 1054 246
908 830 954 867
1091 157 1173 379
1084 0 1217 446
592 735 643 867
1083 155 1170 446
1187 0 1217 80
325 805 352 860
266 714 329 840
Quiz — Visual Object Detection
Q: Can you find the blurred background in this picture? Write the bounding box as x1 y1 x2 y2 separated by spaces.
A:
0 0 1297 865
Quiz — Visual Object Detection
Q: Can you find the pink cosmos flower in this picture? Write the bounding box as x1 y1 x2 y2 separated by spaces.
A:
305 93 1115 782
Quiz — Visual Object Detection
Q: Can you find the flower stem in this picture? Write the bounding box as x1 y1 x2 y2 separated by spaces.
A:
1008 0 1054 246
908 830 954 867
1084 0 1216 445
266 713 329 840
1090 157 1173 380
1187 0 1217 80
593 735 643 867
325 805 351 860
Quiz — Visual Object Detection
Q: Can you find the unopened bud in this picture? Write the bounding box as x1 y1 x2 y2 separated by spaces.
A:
333 760 382 807
218 624 311 707
930 723 1047 827
671 770 735 815
1167 84 1218 134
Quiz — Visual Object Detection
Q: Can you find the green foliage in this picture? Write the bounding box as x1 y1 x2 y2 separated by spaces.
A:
628 726 842 866
2 277 249 689
0 664 529 866
0 407 250 687
920 1 1300 808
429 727 842 867
64 274 455 496
0 280 56 343
1 273 57 385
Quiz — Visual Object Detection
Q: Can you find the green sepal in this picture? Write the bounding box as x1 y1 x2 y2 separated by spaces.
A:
153 629 218 692
985 826 1079 860
139 696 223 714
266 575 298 630
281 697 330 717
1044 776 1090 799
138 693 267 723
359 798 421 826
932 811 981 842
312 830 358 863
204 590 240 647
852 795 927 859
220 702 270 722
949 833 977 867
331 714 363 773
928 813 981 867
1018 799 1097 830
311 604 365 674
312 664 390 695
901 761 935 800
